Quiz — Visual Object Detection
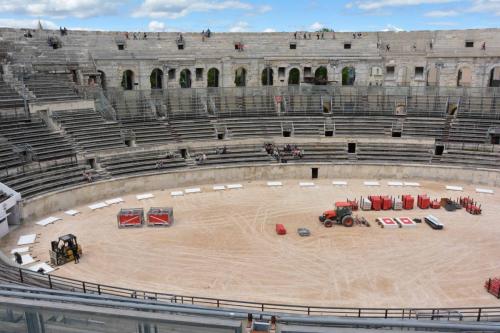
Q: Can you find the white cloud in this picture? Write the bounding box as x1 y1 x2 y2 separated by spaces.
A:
0 18 58 29
468 0 500 16
426 21 458 26
347 0 459 11
258 4 272 13
134 0 266 19
424 9 459 17
382 24 405 31
148 20 166 31
309 22 324 30
0 0 120 18
229 21 249 32
263 28 275 32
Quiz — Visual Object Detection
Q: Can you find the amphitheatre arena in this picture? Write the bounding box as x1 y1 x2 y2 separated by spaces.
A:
1 25 500 332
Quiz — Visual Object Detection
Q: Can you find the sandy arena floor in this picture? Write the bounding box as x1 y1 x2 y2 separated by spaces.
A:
2 178 500 308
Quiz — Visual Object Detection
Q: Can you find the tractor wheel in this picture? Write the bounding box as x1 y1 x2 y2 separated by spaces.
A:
324 219 333 228
342 215 354 227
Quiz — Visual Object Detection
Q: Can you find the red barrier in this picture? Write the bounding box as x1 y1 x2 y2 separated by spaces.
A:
117 208 144 228
381 196 392 210
485 278 500 298
418 195 430 209
402 195 414 210
276 224 286 235
147 207 174 226
369 196 382 211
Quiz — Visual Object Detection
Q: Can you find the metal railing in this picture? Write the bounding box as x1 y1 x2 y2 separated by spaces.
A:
1 262 499 322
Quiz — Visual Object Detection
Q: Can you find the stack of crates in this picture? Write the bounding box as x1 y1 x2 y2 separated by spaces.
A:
402 195 414 210
381 196 392 210
369 195 382 211
361 197 372 211
393 197 403 210
418 194 430 209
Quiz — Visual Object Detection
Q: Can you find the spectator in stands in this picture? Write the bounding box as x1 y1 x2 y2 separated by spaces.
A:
14 252 23 265
294 32 297 39
222 145 227 154
178 33 183 42
316 33 320 40
63 27 68 35
24 30 33 38
125 32 129 39
133 33 137 40
482 42 486 50
206 29 211 37
386 44 391 52
82 171 93 183
429 40 433 50
303 32 307 39
156 160 164 169
143 32 147 40
321 32 324 39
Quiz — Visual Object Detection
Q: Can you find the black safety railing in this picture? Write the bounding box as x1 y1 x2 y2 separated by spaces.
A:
1 263 500 322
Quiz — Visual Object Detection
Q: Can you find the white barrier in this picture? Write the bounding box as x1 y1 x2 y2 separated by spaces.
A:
35 216 61 226
170 191 184 197
136 193 154 200
267 181 282 187
476 188 494 194
105 198 124 205
88 202 108 210
64 210 80 216
185 188 202 194
446 185 463 191
17 234 37 246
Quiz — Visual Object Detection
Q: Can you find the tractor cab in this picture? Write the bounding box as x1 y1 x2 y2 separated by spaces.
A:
49 234 82 266
319 202 355 227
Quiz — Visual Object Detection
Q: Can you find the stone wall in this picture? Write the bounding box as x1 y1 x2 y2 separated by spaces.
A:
3 27 498 90
22 162 500 222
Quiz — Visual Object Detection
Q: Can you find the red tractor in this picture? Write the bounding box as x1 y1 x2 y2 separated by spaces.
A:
319 202 355 227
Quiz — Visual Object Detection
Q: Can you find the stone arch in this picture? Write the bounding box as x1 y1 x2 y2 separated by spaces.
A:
207 68 219 88
314 66 328 85
150 68 163 89
121 70 134 90
288 68 300 85
234 67 247 87
261 67 274 86
98 70 106 90
489 66 500 87
342 66 355 86
457 66 472 87
179 69 192 88
426 67 438 86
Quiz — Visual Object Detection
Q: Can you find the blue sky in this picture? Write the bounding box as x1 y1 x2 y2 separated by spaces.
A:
0 0 499 32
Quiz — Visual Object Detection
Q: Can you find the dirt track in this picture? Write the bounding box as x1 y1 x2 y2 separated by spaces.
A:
2 178 500 308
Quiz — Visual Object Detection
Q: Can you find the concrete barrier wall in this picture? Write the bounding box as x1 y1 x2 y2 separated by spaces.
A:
22 163 500 222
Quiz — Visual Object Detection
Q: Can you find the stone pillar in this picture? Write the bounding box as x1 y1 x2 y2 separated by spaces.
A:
25 312 44 333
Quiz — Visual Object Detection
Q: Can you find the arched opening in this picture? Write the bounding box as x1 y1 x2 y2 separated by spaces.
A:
121 70 134 90
207 68 219 87
288 68 300 85
235 67 246 87
179 69 192 88
150 68 163 89
457 67 472 87
261 67 274 86
426 67 438 86
489 67 500 87
314 66 328 85
98 70 106 90
342 67 355 86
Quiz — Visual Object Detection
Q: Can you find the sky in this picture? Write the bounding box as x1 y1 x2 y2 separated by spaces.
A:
0 0 499 33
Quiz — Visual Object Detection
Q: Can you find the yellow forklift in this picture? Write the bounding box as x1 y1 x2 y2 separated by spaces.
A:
49 234 82 266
